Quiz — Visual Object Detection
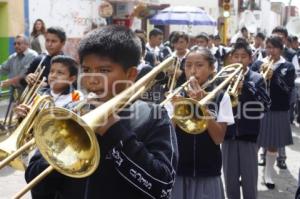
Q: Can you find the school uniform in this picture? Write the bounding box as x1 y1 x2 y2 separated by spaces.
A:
222 68 270 199
171 90 234 199
281 47 299 164
214 45 227 70
25 100 178 199
252 57 295 148
253 57 295 186
41 87 83 108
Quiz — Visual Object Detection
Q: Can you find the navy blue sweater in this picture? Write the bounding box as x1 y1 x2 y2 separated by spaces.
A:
251 60 295 111
225 69 270 142
25 100 178 199
175 91 224 177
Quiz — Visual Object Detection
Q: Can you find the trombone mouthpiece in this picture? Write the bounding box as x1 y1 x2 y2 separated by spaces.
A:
189 76 196 81
87 92 98 99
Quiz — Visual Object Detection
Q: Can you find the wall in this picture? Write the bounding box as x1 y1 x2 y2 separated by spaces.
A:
0 0 25 63
28 0 106 59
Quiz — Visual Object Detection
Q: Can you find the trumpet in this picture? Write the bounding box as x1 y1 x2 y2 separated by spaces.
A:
171 63 243 134
12 56 176 199
18 56 46 105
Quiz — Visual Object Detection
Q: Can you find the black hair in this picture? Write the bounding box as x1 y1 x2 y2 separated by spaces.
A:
272 26 288 38
51 55 78 76
231 42 252 57
134 29 146 34
235 37 249 45
78 25 141 70
287 36 293 43
195 32 209 42
209 34 214 39
168 31 179 42
47 26 66 42
214 35 221 40
255 32 265 40
137 35 146 56
266 35 284 50
186 46 215 67
149 28 163 38
292 35 298 42
241 27 248 33
171 31 189 44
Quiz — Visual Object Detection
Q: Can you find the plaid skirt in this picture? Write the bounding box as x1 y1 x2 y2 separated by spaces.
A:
257 111 293 148
171 176 225 199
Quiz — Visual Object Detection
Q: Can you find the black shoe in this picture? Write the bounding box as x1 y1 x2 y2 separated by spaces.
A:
277 160 287 169
265 182 275 189
258 158 265 166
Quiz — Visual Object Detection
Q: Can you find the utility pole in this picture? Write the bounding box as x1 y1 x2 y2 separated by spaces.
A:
287 0 292 25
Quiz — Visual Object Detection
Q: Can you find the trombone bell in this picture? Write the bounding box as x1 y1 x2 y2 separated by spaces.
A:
33 107 100 178
172 98 208 134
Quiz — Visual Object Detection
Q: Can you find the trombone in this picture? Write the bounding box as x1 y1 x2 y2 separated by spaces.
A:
226 68 244 107
260 58 274 93
260 58 274 80
0 79 53 171
170 63 243 134
13 57 176 199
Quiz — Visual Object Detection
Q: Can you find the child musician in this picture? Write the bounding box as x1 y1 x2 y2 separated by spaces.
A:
222 41 270 199
252 36 295 189
25 26 178 199
171 47 234 199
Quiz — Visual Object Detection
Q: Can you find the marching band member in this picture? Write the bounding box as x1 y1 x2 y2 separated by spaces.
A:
251 32 267 62
271 27 299 169
222 42 270 199
15 55 83 118
25 25 178 199
171 47 234 199
252 36 295 189
22 27 67 88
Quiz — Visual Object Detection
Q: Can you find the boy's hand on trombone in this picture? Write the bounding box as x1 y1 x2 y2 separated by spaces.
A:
25 73 38 86
14 104 30 118
95 114 120 136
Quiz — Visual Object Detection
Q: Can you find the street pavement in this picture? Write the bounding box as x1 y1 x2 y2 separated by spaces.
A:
0 99 299 199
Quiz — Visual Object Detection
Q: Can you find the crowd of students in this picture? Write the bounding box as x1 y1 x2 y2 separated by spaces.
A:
0 22 299 199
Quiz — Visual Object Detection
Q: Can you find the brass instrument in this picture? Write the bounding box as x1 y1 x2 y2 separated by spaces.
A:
13 57 176 199
160 77 194 106
171 63 243 134
226 68 244 107
19 56 46 105
0 94 54 170
260 59 274 80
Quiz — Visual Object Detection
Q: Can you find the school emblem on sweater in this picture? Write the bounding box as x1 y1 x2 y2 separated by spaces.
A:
280 68 287 76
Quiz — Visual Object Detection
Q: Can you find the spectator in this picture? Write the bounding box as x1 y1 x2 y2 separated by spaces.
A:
0 34 37 90
30 19 47 54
